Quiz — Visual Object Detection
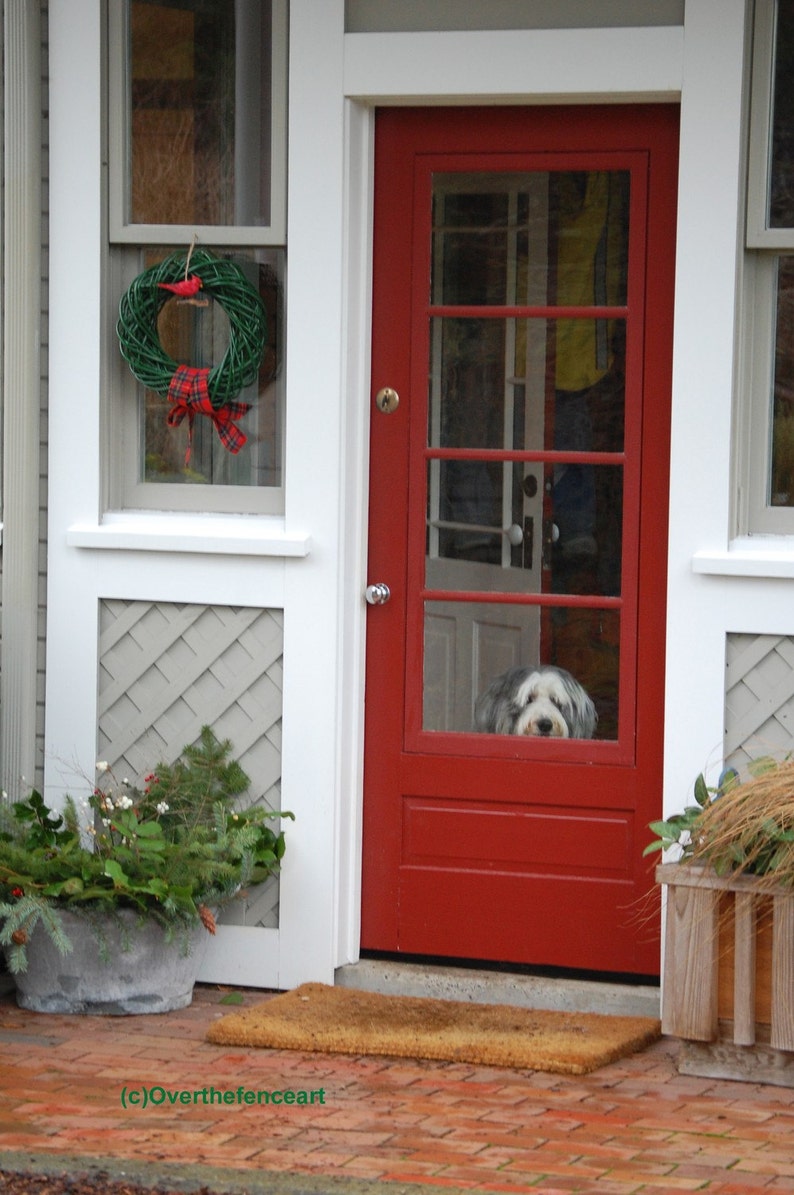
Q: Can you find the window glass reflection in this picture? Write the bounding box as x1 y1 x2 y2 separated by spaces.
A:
432 171 629 307
770 0 794 228
128 0 273 226
772 255 794 504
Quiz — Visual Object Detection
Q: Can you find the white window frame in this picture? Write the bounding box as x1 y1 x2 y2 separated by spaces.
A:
105 0 288 516
740 0 794 534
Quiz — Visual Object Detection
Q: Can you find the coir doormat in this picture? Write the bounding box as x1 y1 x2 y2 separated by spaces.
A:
206 982 661 1075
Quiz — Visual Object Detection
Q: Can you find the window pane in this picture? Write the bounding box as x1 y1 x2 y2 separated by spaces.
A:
772 255 794 505
770 0 794 228
423 600 619 740
432 171 629 307
127 0 273 226
429 317 626 453
137 248 284 489
426 459 622 597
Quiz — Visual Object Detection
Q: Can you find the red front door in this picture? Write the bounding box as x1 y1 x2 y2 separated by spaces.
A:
361 106 678 976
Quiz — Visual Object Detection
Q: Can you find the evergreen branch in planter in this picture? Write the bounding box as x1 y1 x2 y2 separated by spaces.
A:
0 727 293 972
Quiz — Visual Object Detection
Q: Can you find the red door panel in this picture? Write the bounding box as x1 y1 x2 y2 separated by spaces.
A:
362 106 678 976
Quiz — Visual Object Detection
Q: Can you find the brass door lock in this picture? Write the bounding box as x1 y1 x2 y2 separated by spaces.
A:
374 386 399 414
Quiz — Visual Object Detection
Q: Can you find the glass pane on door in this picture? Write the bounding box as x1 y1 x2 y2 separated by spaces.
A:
431 171 629 307
423 169 630 740
429 317 626 454
428 459 623 596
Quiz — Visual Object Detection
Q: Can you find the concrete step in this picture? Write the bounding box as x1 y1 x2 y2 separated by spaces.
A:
335 957 660 1019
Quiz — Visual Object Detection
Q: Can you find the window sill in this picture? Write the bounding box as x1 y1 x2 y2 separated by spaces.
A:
692 537 794 579
66 514 311 558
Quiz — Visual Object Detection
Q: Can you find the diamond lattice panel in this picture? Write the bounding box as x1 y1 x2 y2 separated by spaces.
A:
98 600 283 928
725 633 794 768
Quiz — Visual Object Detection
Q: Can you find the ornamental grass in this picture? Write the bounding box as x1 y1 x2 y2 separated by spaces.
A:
690 761 794 885
646 757 794 888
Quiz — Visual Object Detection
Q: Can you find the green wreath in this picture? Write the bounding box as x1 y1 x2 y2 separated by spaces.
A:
116 248 268 460
116 247 267 409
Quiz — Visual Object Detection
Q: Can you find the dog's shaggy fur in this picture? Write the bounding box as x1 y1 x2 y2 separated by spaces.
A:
474 665 597 739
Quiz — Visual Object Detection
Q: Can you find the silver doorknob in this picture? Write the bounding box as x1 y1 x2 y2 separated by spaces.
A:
365 582 391 605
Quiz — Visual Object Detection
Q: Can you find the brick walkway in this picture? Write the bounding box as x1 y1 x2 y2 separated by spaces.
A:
2 982 794 1193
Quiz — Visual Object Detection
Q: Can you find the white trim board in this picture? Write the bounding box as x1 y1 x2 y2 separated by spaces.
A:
343 26 683 104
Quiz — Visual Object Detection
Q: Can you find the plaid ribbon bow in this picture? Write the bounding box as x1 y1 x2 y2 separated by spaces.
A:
166 366 250 464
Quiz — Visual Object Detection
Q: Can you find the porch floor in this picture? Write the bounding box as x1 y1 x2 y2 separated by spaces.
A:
1 981 794 1194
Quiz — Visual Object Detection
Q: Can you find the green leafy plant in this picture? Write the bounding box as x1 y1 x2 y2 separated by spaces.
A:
644 771 733 860
645 755 794 885
0 727 292 972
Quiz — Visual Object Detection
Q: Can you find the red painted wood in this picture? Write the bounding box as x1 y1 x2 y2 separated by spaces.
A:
361 106 678 975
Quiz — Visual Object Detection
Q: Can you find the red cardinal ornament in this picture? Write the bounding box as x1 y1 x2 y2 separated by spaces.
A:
158 274 203 297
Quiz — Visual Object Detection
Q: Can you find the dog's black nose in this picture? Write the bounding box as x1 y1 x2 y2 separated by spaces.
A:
536 718 553 735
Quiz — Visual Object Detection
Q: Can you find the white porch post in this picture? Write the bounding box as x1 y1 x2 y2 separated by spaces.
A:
2 0 43 795
663 0 749 806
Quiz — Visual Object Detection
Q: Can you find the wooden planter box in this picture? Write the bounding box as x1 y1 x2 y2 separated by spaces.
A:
657 862 794 1086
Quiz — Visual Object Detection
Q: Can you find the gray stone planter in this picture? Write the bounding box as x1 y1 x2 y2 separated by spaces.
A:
10 908 211 1015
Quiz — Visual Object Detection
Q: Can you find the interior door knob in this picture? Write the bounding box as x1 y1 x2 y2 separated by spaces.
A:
365 582 391 605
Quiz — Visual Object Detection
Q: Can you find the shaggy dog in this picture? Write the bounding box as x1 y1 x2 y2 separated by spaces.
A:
474 665 597 739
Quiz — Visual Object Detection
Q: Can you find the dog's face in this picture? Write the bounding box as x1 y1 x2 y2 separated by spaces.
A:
474 665 598 739
511 669 576 738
